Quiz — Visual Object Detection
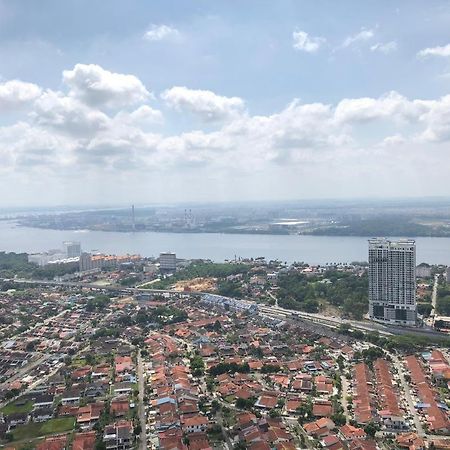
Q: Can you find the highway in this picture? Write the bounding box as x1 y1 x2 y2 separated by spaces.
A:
429 273 439 327
5 277 448 339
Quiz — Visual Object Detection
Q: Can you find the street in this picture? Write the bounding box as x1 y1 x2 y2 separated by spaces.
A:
137 350 147 450
392 355 425 437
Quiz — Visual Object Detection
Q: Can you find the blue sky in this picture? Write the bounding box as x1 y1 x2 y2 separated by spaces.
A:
0 0 450 205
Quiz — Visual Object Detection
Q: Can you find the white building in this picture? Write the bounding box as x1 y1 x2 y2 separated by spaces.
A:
368 238 417 326
63 241 81 258
446 266 450 283
159 252 176 271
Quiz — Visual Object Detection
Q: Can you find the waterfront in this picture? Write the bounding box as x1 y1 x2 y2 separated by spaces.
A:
0 220 450 264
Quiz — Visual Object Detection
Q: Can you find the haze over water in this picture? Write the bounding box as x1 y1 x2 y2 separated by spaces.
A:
1 221 449 265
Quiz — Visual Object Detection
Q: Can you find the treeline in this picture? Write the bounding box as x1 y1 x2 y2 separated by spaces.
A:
116 306 187 327
0 251 77 280
209 362 250 376
307 217 450 237
277 271 368 319
437 284 450 316
339 323 450 352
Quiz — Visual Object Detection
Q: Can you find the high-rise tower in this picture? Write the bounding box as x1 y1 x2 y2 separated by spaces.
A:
368 238 416 326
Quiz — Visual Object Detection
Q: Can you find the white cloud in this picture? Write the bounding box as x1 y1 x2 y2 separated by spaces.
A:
31 90 109 136
63 64 150 108
0 80 42 111
379 134 406 147
115 105 163 126
3 63 450 201
370 41 397 54
334 91 422 123
342 28 374 48
417 43 450 58
292 30 325 53
143 24 180 42
161 86 245 122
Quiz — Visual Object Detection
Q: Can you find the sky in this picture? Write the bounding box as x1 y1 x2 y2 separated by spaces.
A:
1 0 450 206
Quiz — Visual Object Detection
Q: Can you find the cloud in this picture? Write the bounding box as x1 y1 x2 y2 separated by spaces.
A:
379 134 406 147
370 41 397 54
3 63 450 199
292 30 325 53
342 28 374 48
418 95 450 142
143 24 180 42
334 91 421 123
63 64 150 108
0 80 42 111
161 86 245 122
417 43 450 58
114 105 163 126
31 90 109 136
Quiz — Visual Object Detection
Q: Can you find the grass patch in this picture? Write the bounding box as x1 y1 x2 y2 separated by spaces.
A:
1 399 34 415
41 417 75 434
12 417 75 441
70 357 87 367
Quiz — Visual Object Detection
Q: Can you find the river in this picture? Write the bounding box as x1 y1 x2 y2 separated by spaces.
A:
0 221 449 264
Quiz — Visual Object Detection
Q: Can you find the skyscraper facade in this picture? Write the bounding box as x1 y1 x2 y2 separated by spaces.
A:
159 252 177 272
63 241 81 258
368 238 417 326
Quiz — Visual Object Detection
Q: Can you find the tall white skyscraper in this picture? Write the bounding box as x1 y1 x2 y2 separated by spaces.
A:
368 238 417 326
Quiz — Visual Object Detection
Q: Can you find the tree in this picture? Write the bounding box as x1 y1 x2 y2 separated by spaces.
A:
269 408 281 418
331 413 346 426
296 400 313 424
364 422 379 437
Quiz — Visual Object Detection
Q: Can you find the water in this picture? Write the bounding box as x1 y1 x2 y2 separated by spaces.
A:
0 221 449 265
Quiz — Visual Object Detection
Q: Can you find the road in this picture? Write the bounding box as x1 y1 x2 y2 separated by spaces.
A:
341 374 349 420
392 355 425 437
0 353 50 392
6 277 449 339
137 350 147 450
268 291 278 307
430 273 439 326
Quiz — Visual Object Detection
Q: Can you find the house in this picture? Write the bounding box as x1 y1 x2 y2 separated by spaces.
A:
85 382 108 399
255 395 278 410
104 420 134 450
92 365 110 380
111 397 130 417
77 402 104 430
339 424 367 441
61 388 82 405
72 366 92 381
36 435 68 450
112 382 134 396
5 412 29 429
32 407 54 422
312 401 333 418
73 431 97 450
187 432 211 450
396 432 426 450
321 434 345 450
304 418 335 438
182 415 209 433
33 393 55 409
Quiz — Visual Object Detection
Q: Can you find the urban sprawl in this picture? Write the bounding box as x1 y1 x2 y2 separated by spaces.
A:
1 239 450 450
